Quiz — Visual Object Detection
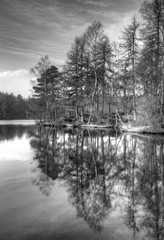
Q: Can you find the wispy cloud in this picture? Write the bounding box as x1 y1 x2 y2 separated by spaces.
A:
0 0 141 65
0 0 142 95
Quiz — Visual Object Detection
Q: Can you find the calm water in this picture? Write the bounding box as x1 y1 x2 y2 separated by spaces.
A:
0 121 164 240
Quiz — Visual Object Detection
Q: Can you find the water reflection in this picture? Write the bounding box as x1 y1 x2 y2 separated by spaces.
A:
0 124 35 141
0 124 35 162
29 127 164 239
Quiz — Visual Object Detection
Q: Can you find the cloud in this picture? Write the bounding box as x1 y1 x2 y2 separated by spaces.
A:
0 69 32 97
0 0 142 96
0 0 142 71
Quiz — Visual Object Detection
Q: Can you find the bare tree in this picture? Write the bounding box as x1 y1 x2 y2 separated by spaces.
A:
120 16 140 120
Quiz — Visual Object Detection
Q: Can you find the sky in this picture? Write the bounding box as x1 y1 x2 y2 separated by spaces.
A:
0 0 142 97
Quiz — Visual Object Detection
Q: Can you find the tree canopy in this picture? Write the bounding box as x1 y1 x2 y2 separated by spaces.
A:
29 0 164 127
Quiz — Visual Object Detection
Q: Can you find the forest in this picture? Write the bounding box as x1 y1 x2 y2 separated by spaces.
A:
0 92 33 120
30 0 164 129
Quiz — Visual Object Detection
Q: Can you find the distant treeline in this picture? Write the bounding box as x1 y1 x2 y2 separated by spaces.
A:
0 92 34 120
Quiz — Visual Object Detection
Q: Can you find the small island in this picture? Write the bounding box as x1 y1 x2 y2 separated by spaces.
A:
30 17 164 135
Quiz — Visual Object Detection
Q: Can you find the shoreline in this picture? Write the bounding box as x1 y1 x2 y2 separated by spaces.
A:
38 121 164 135
121 125 164 134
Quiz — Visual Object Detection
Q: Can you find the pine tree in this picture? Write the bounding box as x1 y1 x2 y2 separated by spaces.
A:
31 56 61 122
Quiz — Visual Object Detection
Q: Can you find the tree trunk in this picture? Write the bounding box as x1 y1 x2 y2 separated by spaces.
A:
88 70 98 124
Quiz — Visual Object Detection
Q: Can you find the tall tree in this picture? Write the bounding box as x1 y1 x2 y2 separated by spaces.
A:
65 22 113 123
140 0 164 116
120 16 140 120
97 35 113 116
30 56 61 122
84 21 106 123
65 36 86 119
30 56 51 121
46 66 61 122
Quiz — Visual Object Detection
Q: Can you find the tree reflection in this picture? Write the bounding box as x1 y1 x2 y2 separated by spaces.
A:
30 127 164 238
0 125 35 141
137 136 164 240
63 130 113 232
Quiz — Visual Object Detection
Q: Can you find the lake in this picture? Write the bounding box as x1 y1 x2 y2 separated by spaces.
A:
0 120 163 240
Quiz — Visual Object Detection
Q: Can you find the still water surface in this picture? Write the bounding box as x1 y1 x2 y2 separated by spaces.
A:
0 121 163 240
